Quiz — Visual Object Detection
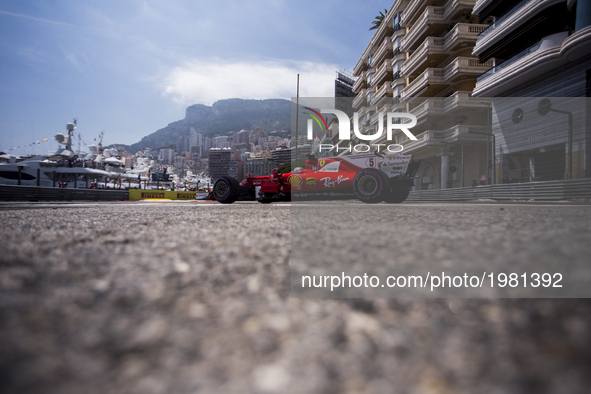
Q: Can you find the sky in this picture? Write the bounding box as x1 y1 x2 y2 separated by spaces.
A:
0 0 389 151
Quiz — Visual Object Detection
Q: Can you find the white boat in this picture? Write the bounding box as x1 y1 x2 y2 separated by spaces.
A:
0 122 128 189
0 155 114 188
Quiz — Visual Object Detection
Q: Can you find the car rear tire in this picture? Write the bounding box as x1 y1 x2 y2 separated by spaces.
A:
384 187 410 204
212 176 240 204
353 168 388 204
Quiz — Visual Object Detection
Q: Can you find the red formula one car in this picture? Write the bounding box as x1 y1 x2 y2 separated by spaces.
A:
212 152 420 204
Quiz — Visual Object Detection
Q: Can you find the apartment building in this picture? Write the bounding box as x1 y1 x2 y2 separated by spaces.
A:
399 0 496 189
208 148 244 181
351 0 493 189
158 148 175 165
271 147 292 168
348 1 407 157
244 158 274 177
472 0 591 181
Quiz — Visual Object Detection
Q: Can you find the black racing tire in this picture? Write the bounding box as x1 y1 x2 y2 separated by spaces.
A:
384 187 410 204
212 176 240 204
353 168 388 204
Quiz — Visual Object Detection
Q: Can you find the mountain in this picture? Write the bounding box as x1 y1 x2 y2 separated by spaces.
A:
120 98 292 153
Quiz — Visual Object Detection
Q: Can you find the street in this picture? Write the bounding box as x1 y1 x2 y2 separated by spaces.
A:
1 201 590 393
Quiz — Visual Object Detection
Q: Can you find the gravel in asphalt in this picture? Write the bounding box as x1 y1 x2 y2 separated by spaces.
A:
0 202 590 394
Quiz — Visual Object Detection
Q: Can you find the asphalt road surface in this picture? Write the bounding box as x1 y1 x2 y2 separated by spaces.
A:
1 201 590 394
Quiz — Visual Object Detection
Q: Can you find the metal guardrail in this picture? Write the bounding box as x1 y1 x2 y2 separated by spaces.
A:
0 185 129 202
408 178 591 201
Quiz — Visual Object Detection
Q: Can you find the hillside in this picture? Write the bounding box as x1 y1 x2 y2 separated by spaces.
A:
120 98 292 153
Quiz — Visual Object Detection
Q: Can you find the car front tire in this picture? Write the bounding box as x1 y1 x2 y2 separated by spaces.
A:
212 176 240 204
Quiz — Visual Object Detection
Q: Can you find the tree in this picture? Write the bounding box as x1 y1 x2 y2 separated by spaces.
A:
369 9 389 31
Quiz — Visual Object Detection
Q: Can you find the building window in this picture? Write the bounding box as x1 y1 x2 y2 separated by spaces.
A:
448 158 462 188
421 164 435 190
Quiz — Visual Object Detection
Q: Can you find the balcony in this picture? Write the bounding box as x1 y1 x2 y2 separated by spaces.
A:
444 125 489 142
408 92 492 123
473 0 495 16
401 57 491 98
400 130 446 152
401 7 446 52
402 68 446 98
402 0 478 52
476 0 529 42
409 98 445 120
373 37 394 66
442 0 478 21
402 37 447 77
473 0 564 58
401 0 445 27
372 61 393 86
353 90 368 109
391 70 406 90
444 23 489 51
390 46 406 69
403 24 489 77
371 82 393 106
444 91 491 111
401 124 488 153
352 71 367 93
353 54 367 76
392 22 406 41
370 109 383 126
366 68 376 88
442 56 493 82
473 30 577 96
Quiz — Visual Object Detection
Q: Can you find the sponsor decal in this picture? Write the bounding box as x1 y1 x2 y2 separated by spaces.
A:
288 175 303 189
319 160 326 168
366 157 377 168
380 154 412 177
176 193 194 199
141 192 165 199
306 178 316 188
320 175 350 188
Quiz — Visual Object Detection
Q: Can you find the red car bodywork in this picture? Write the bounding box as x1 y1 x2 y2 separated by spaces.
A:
241 155 385 200
213 153 418 204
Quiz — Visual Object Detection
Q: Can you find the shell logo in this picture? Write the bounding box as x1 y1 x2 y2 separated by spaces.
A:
288 175 303 189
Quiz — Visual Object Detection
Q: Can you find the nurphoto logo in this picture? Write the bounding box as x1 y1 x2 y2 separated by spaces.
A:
304 107 418 153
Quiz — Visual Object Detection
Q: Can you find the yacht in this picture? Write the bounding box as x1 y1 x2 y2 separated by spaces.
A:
0 122 127 189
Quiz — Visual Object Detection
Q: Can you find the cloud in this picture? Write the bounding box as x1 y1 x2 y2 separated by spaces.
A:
0 10 73 27
161 59 337 106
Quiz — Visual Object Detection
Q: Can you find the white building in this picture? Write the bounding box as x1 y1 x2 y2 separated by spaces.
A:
158 148 175 165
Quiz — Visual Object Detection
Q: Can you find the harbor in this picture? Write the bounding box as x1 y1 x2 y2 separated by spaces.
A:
0 122 212 197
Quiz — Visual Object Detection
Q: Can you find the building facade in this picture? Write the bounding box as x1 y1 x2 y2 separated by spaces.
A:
158 148 175 165
351 0 493 189
208 148 244 181
244 158 274 177
472 0 591 181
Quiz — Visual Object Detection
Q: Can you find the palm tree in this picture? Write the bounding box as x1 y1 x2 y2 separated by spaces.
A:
369 8 389 31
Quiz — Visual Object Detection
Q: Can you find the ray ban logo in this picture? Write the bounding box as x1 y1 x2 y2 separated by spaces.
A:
305 108 418 153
